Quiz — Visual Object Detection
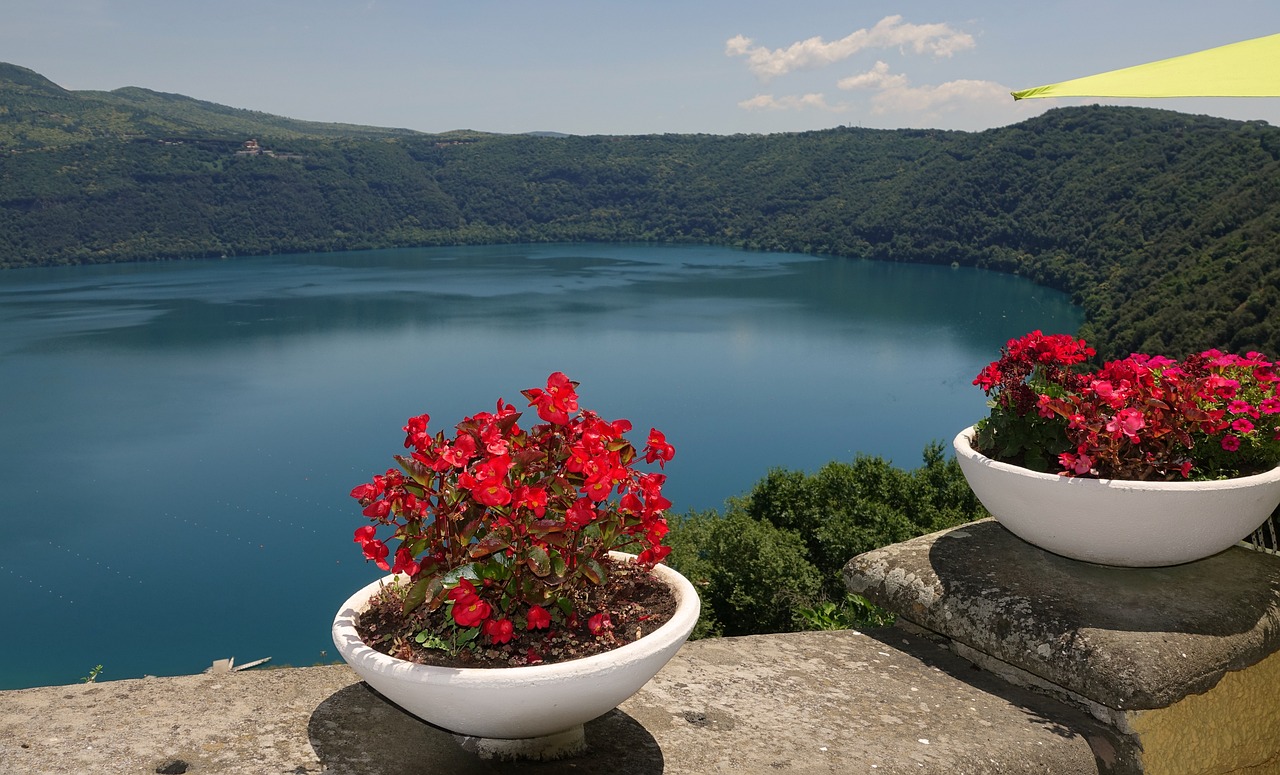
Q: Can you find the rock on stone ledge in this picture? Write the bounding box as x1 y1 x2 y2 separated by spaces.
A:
845 518 1280 774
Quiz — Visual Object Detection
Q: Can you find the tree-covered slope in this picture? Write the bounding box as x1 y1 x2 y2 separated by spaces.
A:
0 62 425 148
3 63 1280 359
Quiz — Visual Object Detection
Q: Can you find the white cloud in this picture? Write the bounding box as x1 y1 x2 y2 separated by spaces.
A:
836 61 909 91
834 61 1012 118
868 79 1012 115
726 16 1029 128
726 15 975 80
738 93 840 112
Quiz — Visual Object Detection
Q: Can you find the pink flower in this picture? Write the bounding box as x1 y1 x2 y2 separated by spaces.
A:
1091 380 1120 403
1221 435 1242 452
1206 375 1240 399
1228 400 1258 418
974 363 1002 392
1058 451 1093 476
1105 408 1145 441
1233 418 1255 434
1260 398 1280 415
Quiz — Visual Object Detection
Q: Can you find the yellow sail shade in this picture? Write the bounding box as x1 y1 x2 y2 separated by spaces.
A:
1012 33 1280 100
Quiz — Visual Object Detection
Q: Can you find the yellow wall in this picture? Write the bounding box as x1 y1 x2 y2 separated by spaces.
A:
1128 648 1280 774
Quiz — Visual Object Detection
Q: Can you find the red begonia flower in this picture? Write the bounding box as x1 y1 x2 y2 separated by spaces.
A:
566 497 597 530
526 605 552 630
643 428 675 468
471 475 512 508
391 546 420 577
447 579 478 601
587 612 612 636
360 539 390 571
451 592 491 628
637 545 672 566
483 617 515 644
402 414 430 450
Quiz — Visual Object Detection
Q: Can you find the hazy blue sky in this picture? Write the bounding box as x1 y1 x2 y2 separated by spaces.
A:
5 1 1279 135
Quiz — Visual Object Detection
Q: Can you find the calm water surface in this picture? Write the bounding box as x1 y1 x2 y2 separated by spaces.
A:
0 243 1082 688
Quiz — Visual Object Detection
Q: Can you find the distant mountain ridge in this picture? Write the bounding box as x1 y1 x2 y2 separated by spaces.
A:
0 62 429 146
3 63 1280 360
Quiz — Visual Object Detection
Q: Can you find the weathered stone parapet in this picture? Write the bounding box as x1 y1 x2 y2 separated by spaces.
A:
0 629 1109 774
845 518 1280 774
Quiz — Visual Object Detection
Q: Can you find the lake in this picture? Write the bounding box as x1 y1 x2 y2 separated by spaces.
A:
0 243 1083 689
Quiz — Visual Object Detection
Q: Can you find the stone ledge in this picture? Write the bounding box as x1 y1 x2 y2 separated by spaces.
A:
844 518 1280 712
0 629 1115 774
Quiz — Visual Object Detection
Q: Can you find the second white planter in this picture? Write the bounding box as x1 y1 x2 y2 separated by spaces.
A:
954 425 1280 567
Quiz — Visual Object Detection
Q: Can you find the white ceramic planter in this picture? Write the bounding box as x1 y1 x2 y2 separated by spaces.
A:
332 552 699 759
954 426 1280 567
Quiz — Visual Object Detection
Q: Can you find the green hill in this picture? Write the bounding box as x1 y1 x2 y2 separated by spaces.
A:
0 62 425 147
3 63 1280 360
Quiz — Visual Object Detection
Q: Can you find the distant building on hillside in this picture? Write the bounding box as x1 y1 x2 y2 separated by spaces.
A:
234 139 302 160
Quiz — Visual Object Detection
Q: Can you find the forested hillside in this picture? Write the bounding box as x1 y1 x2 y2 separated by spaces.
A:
4 62 1280 359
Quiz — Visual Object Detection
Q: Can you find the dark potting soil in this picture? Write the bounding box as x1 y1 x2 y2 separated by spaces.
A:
354 558 679 668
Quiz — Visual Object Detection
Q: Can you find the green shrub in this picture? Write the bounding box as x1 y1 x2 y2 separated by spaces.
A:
665 443 987 637
666 509 823 636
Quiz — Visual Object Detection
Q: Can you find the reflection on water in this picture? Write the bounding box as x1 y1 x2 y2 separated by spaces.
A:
0 243 1082 688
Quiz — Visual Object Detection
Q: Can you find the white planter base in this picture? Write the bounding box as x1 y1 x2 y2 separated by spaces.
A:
954 426 1280 567
333 553 699 755
454 725 586 761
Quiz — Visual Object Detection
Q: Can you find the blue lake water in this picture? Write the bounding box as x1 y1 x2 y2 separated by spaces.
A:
0 243 1083 688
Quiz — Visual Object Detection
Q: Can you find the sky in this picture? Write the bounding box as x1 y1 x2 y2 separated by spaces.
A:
4 0 1280 136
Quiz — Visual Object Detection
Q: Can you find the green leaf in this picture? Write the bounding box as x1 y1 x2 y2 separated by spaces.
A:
468 534 509 560
525 545 551 577
458 516 482 543
403 575 442 614
529 519 566 536
393 454 432 486
415 631 451 651
581 557 606 585
444 563 481 586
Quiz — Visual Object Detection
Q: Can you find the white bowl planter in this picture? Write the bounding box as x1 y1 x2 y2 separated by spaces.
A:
332 553 699 760
954 425 1280 567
